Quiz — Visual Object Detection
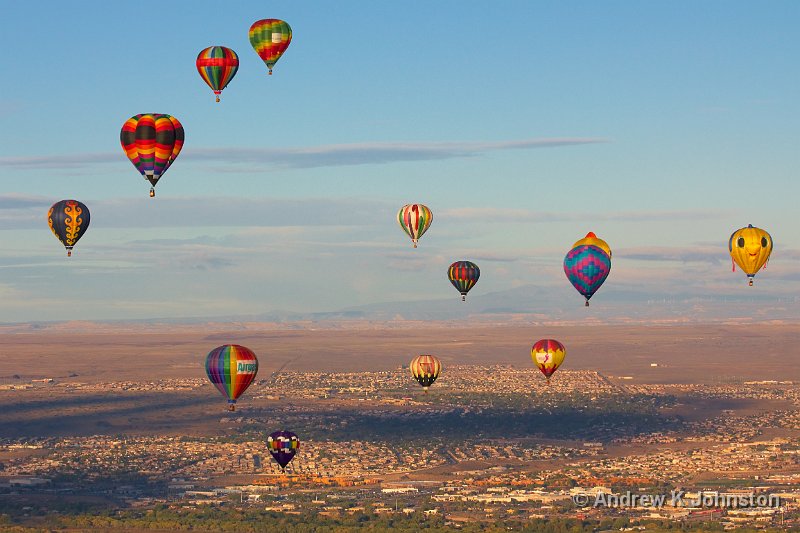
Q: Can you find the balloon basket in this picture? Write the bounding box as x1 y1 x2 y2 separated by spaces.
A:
749 279 754 287
585 300 590 307
461 295 466 302
149 188 155 198
227 404 236 412
67 250 72 257
216 95 220 103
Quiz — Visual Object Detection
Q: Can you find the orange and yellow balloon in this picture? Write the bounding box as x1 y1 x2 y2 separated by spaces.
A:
571 231 612 258
531 339 565 384
729 224 773 286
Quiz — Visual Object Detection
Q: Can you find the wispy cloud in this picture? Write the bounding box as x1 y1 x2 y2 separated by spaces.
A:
440 207 732 223
616 246 728 264
0 137 607 172
0 193 53 209
0 196 395 230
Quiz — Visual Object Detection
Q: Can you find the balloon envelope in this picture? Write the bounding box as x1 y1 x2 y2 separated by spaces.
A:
196 46 239 101
47 200 90 256
410 354 441 390
249 19 292 74
267 430 300 469
729 224 772 285
564 244 611 306
397 204 432 248
448 261 480 301
531 339 566 381
205 344 258 408
571 232 611 258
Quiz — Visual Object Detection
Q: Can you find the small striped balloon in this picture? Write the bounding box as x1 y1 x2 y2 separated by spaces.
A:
196 46 239 102
448 261 480 301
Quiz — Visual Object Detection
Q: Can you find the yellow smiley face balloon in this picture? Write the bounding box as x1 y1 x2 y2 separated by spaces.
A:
728 224 773 286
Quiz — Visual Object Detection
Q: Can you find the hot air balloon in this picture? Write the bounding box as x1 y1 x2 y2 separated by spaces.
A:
448 261 480 301
249 19 292 75
120 114 184 197
267 430 300 470
47 200 90 257
410 354 441 393
397 204 432 248
196 46 239 102
564 244 611 306
531 339 565 384
571 231 612 258
729 224 773 286
205 344 258 411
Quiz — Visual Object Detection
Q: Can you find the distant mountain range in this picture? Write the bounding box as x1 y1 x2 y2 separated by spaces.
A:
4 284 798 332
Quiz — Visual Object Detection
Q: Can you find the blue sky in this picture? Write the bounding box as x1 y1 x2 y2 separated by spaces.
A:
0 1 798 321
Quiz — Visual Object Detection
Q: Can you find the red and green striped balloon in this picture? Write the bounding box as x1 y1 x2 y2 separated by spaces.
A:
205 344 259 411
397 204 433 248
196 46 239 102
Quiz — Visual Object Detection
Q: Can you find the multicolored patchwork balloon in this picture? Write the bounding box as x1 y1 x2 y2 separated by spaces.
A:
729 224 773 286
267 430 300 470
249 19 292 75
47 200 90 257
448 261 480 301
397 204 432 248
196 46 239 102
564 244 611 306
410 354 441 393
531 339 566 384
204 344 259 411
120 114 184 197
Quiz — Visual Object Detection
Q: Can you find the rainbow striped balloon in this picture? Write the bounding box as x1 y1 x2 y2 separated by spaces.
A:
249 19 292 75
205 344 259 411
397 204 433 248
448 261 480 301
410 354 441 392
120 114 184 197
196 46 239 102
